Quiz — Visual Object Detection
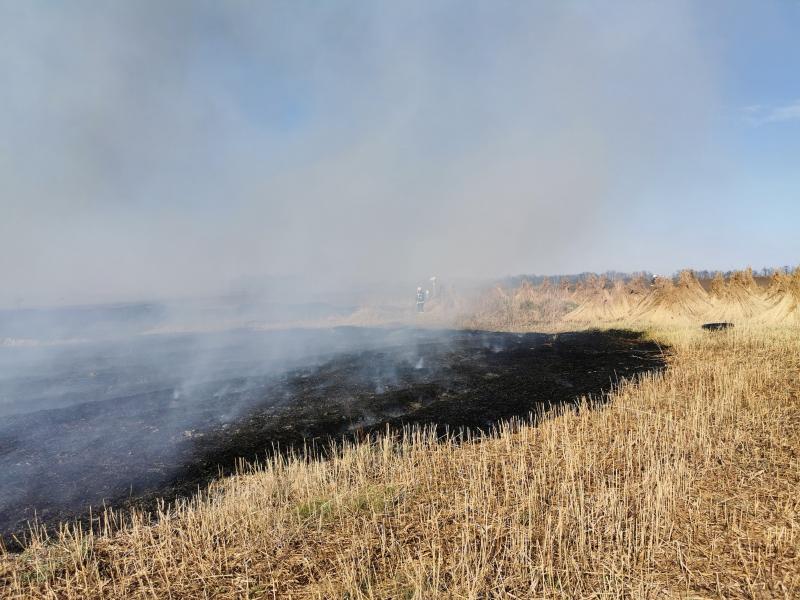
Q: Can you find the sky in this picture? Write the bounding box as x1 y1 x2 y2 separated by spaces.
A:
0 1 798 307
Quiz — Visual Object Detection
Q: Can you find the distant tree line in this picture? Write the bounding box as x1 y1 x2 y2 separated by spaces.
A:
504 271 654 287
674 266 796 280
504 265 797 288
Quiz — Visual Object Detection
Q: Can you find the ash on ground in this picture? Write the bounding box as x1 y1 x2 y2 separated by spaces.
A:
0 327 664 548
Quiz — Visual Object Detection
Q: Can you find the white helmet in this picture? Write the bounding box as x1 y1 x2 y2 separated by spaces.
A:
417 287 422 292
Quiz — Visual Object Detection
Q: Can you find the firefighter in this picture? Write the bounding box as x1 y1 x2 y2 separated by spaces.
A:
416 286 426 313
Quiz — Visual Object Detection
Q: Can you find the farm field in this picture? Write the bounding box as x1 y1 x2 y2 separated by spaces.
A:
2 280 798 598
4 2 799 597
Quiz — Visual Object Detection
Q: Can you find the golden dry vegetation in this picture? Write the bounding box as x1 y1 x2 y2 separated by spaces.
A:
464 268 800 331
1 319 798 598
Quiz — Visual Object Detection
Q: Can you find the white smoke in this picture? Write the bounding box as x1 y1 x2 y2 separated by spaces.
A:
0 1 719 308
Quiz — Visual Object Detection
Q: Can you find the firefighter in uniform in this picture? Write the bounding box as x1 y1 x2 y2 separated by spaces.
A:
416 287 426 313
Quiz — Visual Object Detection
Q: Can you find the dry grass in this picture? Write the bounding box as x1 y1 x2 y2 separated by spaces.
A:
2 323 799 598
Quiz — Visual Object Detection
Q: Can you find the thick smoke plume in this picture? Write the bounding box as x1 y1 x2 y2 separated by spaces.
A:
0 1 717 308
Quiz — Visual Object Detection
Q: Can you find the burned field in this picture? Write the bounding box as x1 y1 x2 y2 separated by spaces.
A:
0 328 664 548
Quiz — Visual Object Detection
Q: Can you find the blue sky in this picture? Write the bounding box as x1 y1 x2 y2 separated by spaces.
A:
0 1 798 306
626 1 800 273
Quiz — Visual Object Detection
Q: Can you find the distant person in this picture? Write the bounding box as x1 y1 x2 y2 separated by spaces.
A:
416 286 426 313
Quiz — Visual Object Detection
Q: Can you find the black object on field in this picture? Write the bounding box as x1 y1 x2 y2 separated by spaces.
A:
702 322 734 331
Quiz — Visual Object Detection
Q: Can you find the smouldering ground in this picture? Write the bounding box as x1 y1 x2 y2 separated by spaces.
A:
0 328 662 546
1 324 799 598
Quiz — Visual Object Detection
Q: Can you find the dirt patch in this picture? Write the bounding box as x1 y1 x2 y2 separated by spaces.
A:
0 328 665 549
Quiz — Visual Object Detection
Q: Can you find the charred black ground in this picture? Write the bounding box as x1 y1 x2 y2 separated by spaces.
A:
0 328 665 549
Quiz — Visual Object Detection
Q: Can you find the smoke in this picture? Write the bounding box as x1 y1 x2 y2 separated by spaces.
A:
0 2 734 540
0 1 718 308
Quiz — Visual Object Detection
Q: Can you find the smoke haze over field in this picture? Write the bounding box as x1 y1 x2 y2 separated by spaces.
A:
2 1 800 552
1 1 799 307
